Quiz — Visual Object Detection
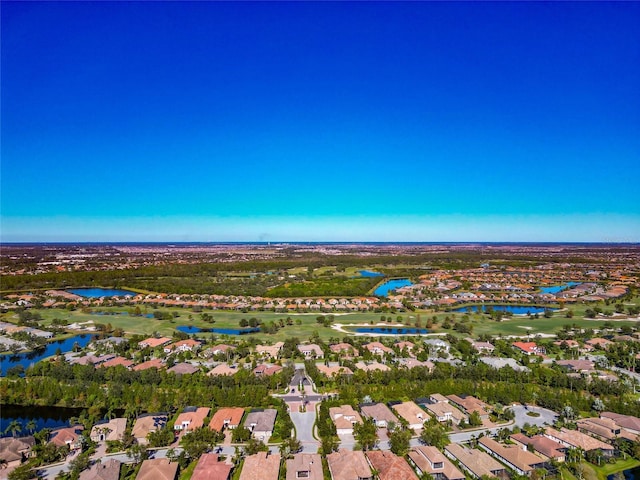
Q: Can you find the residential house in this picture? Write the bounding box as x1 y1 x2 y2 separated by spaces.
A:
203 344 236 358
298 344 324 359
510 434 566 462
136 458 178 480
286 453 323 480
360 403 398 429
576 417 622 442
100 356 134 369
585 338 613 350
253 364 283 376
208 364 239 377
424 339 451 354
49 426 84 451
244 409 277 442
355 361 390 372
556 360 595 375
544 427 614 457
168 363 200 375
138 337 172 349
256 342 284 359
133 358 165 371
164 339 201 354
329 343 358 357
210 408 245 432
132 414 168 446
79 459 121 480
444 443 506 479
239 452 281 480
317 364 354 378
408 446 465 480
0 436 35 469
424 401 467 425
601 412 640 435
90 418 127 443
326 449 373 480
512 342 545 356
467 339 495 354
329 405 363 435
478 437 546 476
365 450 419 480
191 453 233 480
364 342 394 356
175 407 210 434
391 401 427 430
446 395 490 421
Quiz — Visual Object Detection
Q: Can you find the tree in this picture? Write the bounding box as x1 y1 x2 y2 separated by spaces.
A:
231 426 252 443
419 421 449 449
353 419 378 451
279 437 302 457
244 438 267 455
468 411 483 427
592 399 605 412
4 420 22 438
389 428 412 457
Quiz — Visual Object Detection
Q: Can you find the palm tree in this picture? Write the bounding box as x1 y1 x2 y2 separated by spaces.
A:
4 419 22 437
26 419 37 435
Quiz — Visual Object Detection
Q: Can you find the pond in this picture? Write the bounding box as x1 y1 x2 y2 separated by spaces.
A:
374 278 413 296
0 405 84 437
609 467 640 480
359 270 384 278
67 288 137 298
0 334 95 376
451 305 558 315
354 327 428 335
539 282 581 294
176 326 260 335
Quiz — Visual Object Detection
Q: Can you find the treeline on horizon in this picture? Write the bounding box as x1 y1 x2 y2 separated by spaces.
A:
0 251 602 295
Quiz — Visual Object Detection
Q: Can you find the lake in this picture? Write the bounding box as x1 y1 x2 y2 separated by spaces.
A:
0 405 84 437
0 334 95 376
540 282 581 294
359 270 384 277
374 278 413 296
609 467 640 480
176 326 261 335
451 305 558 315
355 327 428 335
67 288 137 298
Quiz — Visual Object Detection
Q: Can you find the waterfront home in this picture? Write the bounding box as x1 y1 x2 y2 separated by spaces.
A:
391 401 427 430
408 446 464 480
175 407 210 434
326 449 373 480
132 414 168 446
79 459 121 480
136 458 178 480
365 450 419 480
90 418 127 442
360 403 398 428
0 436 35 468
478 437 546 476
191 453 233 480
286 453 323 480
544 427 614 456
510 434 566 462
49 426 84 451
444 443 506 479
298 343 324 358
209 407 244 432
329 405 362 435
239 452 281 480
244 409 277 442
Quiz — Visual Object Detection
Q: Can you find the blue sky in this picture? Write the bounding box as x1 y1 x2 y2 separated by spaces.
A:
2 1 639 242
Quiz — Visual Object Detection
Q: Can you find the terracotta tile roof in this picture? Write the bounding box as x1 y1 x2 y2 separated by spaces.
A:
191 453 233 480
286 454 323 480
409 446 464 480
133 358 165 371
326 449 372 480
444 443 505 478
175 407 210 432
478 437 545 473
545 427 613 452
136 458 178 480
239 452 281 480
79 458 121 480
209 408 244 431
365 450 419 480
360 403 398 426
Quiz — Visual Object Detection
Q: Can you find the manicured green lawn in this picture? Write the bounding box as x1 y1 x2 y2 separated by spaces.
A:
590 458 640 480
